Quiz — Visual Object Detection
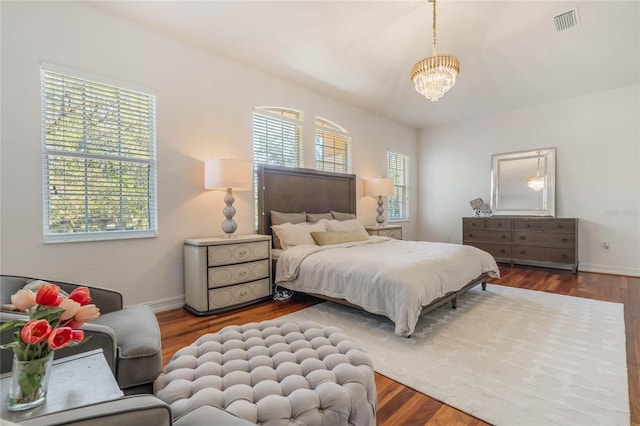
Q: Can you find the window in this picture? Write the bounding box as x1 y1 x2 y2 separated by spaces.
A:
387 151 409 221
41 66 157 242
315 117 351 173
252 107 304 225
253 107 303 168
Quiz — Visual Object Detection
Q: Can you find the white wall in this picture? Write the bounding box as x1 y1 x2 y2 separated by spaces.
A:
417 84 640 276
0 2 418 309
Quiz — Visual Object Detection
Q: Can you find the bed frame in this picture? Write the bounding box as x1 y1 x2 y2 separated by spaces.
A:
257 164 488 330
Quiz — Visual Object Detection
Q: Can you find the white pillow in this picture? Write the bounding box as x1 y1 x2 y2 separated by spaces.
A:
271 220 328 250
325 219 369 239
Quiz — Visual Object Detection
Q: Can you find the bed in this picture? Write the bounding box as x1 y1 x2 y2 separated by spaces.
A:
257 165 500 336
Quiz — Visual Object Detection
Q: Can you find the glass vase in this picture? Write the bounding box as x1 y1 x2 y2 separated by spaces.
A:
7 352 54 411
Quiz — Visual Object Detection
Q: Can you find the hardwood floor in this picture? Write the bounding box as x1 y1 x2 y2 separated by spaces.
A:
156 265 640 425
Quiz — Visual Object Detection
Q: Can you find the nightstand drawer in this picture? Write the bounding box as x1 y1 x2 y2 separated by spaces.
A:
207 278 270 310
365 225 402 240
208 241 270 266
208 259 269 287
184 234 272 315
378 228 402 239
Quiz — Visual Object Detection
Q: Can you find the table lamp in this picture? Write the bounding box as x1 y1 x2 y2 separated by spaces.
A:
365 178 394 226
204 158 253 237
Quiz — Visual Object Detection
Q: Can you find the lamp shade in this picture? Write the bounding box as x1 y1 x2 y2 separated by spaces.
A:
365 178 394 196
204 158 253 191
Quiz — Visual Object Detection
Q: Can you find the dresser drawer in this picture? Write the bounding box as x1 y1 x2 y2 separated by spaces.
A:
513 231 575 248
484 219 512 230
208 241 270 266
463 229 511 244
207 278 270 310
513 245 576 264
542 219 577 233
463 218 485 229
465 242 511 260
463 218 512 230
208 259 269 288
513 219 542 231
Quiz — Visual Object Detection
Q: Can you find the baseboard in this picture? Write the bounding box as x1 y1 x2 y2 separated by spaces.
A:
140 295 185 313
579 263 640 277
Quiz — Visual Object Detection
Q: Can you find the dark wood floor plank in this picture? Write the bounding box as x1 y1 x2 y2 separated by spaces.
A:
156 264 640 425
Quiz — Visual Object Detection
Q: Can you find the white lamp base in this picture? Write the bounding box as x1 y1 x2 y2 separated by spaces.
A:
375 195 385 225
221 188 237 237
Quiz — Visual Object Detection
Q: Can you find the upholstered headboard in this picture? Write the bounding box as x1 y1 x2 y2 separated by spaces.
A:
257 165 357 236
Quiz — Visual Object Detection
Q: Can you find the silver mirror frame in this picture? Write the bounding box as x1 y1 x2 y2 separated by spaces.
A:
490 147 556 216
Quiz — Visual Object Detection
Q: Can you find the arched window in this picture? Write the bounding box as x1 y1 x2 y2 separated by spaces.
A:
315 117 351 173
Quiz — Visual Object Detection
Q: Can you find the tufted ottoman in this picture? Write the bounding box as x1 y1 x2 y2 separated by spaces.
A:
153 320 376 425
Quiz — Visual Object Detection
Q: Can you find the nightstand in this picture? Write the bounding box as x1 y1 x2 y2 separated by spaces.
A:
365 225 402 240
183 234 272 315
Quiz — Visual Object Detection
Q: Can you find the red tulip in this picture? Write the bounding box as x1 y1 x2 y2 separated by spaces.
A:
71 329 84 342
35 284 61 306
47 327 73 350
20 319 51 344
68 287 92 306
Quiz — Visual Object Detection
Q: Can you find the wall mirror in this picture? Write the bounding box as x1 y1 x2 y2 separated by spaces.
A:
490 147 556 216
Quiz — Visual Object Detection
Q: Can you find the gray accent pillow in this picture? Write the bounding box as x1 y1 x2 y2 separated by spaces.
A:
330 211 356 220
306 213 332 223
270 211 306 249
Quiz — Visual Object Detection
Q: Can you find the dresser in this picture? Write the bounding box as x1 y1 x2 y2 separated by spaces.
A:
365 225 402 240
462 217 578 273
184 234 272 315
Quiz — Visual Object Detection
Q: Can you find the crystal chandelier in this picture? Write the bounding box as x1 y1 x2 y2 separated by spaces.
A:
527 153 545 192
411 0 460 102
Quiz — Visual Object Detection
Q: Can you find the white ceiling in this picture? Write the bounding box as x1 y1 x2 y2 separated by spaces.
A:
93 1 640 129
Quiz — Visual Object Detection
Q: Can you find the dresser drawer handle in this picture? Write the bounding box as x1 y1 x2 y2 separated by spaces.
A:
562 238 567 243
561 254 568 259
557 224 562 228
468 233 473 238
501 235 506 239
472 223 477 227
238 250 248 257
520 236 525 240
520 251 526 255
497 223 502 227
525 224 530 228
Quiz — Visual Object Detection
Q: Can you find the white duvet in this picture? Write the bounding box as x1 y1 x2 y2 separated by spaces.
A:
275 236 500 336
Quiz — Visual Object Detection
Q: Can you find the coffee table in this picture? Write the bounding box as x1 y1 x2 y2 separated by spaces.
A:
0 349 123 423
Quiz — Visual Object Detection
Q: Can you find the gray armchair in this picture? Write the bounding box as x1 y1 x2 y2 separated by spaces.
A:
14 395 255 426
0 275 162 394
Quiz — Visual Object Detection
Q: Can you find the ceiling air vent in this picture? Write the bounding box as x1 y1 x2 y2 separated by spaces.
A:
553 8 580 32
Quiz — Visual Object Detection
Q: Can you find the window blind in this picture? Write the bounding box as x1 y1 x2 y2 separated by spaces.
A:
252 108 303 167
41 68 157 242
315 117 351 174
387 151 409 221
252 107 304 227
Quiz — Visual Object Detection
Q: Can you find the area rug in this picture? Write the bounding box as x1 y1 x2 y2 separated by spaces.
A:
278 285 629 426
